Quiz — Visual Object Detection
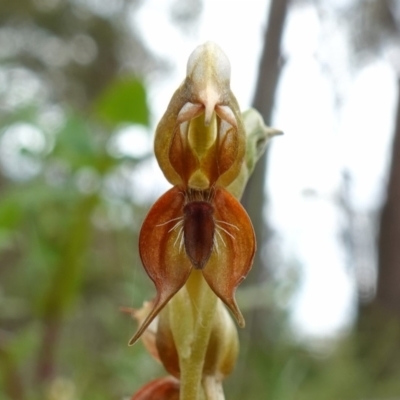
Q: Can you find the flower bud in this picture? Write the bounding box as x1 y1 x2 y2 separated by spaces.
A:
227 108 283 199
131 376 180 400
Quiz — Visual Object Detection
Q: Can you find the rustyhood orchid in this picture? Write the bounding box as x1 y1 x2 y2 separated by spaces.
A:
129 42 256 346
128 42 282 400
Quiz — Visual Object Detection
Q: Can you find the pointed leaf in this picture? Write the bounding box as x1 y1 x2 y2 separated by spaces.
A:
94 77 149 126
121 303 160 362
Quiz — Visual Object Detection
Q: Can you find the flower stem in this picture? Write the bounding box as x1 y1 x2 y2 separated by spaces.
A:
169 271 218 400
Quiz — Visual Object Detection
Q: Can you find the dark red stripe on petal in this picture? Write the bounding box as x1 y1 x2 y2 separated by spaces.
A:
183 201 215 269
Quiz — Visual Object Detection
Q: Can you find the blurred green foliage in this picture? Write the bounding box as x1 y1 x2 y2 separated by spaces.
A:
0 79 162 398
94 78 149 127
0 0 166 398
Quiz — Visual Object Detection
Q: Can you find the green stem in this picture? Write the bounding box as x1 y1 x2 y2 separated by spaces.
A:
0 342 25 400
169 271 218 400
36 194 98 384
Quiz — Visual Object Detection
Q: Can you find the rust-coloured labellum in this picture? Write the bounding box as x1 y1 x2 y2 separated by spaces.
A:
183 201 215 269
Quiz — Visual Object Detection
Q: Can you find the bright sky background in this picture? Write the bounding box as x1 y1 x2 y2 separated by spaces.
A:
128 0 398 340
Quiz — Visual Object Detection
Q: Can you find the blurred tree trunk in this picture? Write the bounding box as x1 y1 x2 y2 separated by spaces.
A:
240 0 289 342
232 4 291 397
376 78 400 315
356 79 400 382
242 0 288 278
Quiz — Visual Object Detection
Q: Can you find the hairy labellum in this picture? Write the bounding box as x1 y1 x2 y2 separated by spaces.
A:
130 185 255 345
183 201 215 269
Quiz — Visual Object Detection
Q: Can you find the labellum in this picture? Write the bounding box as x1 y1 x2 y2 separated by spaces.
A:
183 200 215 269
129 185 255 345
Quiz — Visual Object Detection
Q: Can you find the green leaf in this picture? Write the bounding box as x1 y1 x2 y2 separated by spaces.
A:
52 113 96 168
93 77 149 127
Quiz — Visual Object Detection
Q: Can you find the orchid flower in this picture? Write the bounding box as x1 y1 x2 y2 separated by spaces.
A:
128 42 281 400
129 42 256 346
